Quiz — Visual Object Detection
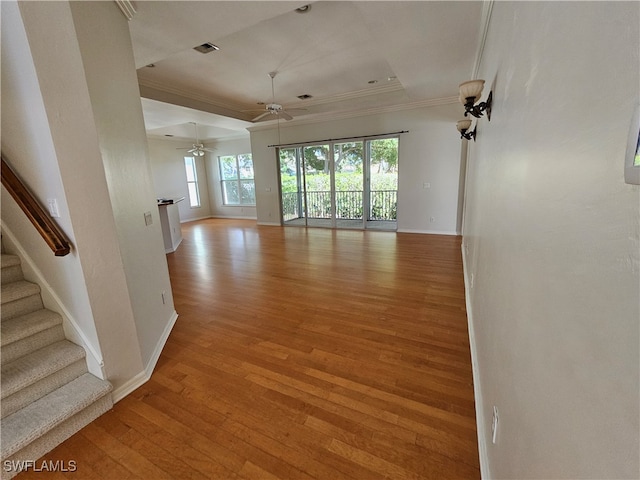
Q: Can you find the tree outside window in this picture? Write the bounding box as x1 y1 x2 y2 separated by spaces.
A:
219 154 255 205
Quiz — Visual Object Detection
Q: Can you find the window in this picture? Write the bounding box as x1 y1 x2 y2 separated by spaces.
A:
219 154 255 205
184 157 201 208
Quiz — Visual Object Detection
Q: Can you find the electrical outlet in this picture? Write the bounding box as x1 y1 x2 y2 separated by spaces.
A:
491 406 499 444
430 216 435 223
470 273 474 288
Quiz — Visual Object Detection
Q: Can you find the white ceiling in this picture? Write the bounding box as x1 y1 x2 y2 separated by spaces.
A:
130 1 484 142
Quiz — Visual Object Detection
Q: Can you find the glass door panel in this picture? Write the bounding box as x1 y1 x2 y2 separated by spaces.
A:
333 142 364 229
303 145 331 228
279 137 398 231
367 138 398 229
279 148 305 225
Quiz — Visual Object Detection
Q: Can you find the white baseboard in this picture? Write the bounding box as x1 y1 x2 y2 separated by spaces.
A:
111 369 147 403
165 237 182 254
397 228 458 235
179 214 212 224
112 310 178 403
210 215 258 221
256 221 282 226
462 243 490 479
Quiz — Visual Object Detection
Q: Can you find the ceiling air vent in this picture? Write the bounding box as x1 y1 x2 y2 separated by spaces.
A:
297 94 313 100
193 42 220 54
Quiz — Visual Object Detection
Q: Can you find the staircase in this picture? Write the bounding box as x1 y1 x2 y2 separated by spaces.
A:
0 250 113 479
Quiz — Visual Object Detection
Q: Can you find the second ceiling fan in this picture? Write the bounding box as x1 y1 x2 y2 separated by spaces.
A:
176 122 215 156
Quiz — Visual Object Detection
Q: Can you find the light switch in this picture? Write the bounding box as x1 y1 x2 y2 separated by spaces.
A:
144 211 153 226
423 182 431 189
47 199 60 218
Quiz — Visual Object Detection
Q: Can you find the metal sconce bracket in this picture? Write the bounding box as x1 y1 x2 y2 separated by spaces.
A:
464 91 492 121
459 128 476 141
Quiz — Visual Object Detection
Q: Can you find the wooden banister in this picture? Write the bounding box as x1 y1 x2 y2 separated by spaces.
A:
1 155 71 256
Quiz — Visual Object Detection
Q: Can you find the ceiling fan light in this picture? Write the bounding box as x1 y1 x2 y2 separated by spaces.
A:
459 79 485 104
193 150 204 156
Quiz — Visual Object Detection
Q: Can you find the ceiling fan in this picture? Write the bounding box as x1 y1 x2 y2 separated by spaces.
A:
251 72 305 122
176 122 215 156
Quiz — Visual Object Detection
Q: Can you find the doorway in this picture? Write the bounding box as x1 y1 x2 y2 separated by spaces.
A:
279 137 398 230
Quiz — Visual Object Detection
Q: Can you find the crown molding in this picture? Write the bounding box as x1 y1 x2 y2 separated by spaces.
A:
140 77 458 136
138 78 249 113
247 96 459 132
286 81 405 109
472 0 494 79
114 0 136 20
138 78 407 115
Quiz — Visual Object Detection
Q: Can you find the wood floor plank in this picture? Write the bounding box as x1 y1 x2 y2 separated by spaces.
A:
16 219 480 479
80 423 173 480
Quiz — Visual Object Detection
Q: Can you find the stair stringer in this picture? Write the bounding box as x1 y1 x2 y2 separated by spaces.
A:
0 224 105 380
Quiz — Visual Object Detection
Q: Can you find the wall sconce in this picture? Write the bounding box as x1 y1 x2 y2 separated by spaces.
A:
457 119 475 141
456 79 492 140
459 79 492 119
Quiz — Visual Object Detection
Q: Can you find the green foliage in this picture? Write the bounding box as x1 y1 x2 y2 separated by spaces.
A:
278 138 399 220
281 172 397 193
371 138 398 173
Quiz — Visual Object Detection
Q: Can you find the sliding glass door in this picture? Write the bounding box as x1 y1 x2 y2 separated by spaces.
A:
334 142 364 229
303 145 331 228
279 148 304 224
367 138 398 229
279 136 398 230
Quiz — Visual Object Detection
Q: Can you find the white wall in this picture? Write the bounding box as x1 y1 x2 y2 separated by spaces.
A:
1 0 105 376
249 104 464 233
204 136 257 220
2 1 145 389
69 1 177 377
463 2 639 478
148 137 213 222
148 135 258 223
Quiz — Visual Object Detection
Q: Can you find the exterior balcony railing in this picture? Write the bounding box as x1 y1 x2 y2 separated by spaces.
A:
282 190 397 222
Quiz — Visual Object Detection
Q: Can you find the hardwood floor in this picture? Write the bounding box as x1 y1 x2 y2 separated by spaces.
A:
17 219 480 479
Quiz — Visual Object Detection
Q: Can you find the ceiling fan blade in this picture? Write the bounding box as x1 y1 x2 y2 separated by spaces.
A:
279 111 293 121
252 111 272 122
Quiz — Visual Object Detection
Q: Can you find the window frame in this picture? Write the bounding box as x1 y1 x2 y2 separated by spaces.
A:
184 156 201 208
218 153 256 206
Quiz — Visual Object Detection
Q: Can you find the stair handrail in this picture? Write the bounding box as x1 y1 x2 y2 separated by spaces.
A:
1 154 71 256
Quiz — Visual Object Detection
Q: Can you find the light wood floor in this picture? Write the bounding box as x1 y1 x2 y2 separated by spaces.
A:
18 219 480 479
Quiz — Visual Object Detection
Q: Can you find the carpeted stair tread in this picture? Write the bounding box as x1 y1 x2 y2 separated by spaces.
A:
0 238 114 471
1 280 40 305
1 358 87 420
1 254 21 269
1 254 24 284
1 373 113 460
1 341 85 399
1 309 63 348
